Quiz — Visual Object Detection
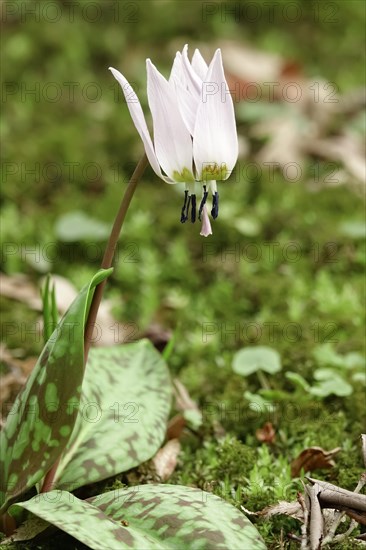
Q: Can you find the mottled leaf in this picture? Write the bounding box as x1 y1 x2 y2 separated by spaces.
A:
1 516 51 544
9 490 150 549
0 269 112 513
54 340 171 490
11 485 267 549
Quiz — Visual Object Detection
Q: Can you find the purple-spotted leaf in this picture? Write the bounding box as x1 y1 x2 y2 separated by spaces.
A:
9 490 149 548
10 485 266 548
0 269 113 514
54 340 171 490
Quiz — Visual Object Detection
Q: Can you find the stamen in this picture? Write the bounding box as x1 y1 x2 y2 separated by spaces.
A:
186 194 192 221
180 190 189 223
198 185 208 221
191 194 197 223
211 191 219 219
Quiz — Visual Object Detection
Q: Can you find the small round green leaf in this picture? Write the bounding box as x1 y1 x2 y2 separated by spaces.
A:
233 346 282 376
55 211 110 242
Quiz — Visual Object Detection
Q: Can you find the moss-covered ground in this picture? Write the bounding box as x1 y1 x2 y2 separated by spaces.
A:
1 1 365 548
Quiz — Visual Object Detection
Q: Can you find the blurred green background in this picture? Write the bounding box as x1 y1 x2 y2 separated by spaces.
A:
1 1 365 547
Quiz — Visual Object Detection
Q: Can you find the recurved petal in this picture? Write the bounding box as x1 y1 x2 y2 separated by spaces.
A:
192 49 209 80
193 49 238 181
109 67 173 183
146 59 195 183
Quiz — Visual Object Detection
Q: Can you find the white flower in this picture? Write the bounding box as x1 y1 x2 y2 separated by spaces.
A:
109 45 238 236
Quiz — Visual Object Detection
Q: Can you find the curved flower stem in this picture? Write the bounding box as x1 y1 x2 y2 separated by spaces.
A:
83 153 148 362
40 154 148 495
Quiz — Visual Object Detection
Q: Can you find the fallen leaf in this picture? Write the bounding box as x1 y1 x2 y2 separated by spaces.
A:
0 274 41 310
306 132 366 185
1 517 51 543
173 379 199 411
291 447 340 477
221 41 284 88
152 439 181 481
256 422 276 444
166 414 186 440
142 323 172 352
256 500 304 522
254 114 308 170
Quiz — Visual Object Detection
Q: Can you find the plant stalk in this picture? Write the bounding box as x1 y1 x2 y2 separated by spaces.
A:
40 154 148 495
83 153 148 362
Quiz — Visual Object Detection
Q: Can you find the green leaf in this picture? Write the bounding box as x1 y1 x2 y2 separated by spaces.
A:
234 217 261 237
183 409 203 430
54 340 171 490
243 391 274 412
0 269 112 514
9 491 144 549
236 101 287 123
41 275 58 343
55 211 110 242
10 486 266 549
233 346 282 376
310 369 353 397
338 220 366 239
285 372 311 392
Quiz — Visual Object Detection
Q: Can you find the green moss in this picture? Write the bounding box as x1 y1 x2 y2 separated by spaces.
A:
2 1 365 548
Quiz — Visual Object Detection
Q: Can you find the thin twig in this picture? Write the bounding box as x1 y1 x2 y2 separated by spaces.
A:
306 483 323 550
298 491 309 550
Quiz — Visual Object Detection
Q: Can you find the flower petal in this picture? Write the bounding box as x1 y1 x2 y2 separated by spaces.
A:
109 67 173 183
146 59 194 182
192 49 208 80
169 52 185 85
173 77 197 136
181 44 202 98
193 49 238 181
172 50 202 136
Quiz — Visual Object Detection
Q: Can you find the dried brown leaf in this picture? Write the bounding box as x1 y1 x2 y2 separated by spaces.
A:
1 517 51 543
173 379 200 412
257 500 304 521
306 133 366 185
254 116 307 170
255 422 276 444
0 274 41 310
166 414 186 440
221 41 283 86
142 323 172 352
152 439 181 481
291 447 340 477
